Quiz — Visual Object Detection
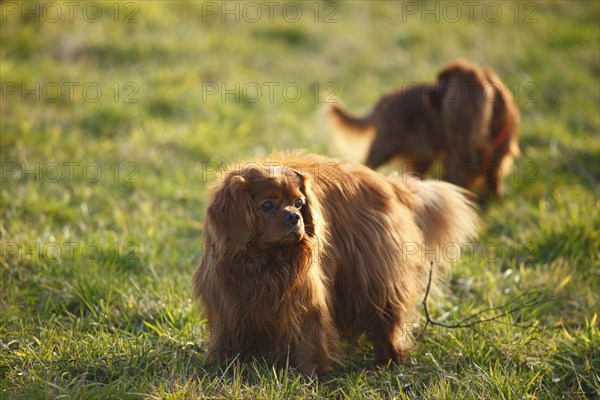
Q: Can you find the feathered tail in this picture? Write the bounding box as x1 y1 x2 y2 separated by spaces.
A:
325 102 375 162
403 177 479 291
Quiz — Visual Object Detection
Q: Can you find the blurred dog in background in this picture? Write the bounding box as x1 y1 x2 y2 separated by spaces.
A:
329 60 520 200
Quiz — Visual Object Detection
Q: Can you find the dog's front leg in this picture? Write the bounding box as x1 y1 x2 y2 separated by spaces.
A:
291 309 339 378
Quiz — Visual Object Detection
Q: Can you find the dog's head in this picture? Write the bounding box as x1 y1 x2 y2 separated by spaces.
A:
205 164 318 250
437 60 494 103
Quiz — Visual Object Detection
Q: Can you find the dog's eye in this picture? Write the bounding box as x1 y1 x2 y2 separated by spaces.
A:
261 201 274 211
294 199 303 208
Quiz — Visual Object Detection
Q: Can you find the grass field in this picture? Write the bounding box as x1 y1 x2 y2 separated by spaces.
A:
1 1 599 398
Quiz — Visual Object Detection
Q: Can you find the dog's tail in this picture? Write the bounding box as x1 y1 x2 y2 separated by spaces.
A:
329 103 374 134
324 102 375 162
408 178 478 251
405 177 479 269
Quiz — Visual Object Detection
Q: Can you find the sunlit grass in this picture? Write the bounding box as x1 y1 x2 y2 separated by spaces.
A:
1 1 599 398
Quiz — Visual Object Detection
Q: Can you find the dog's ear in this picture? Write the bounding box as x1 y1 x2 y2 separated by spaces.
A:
437 63 458 90
205 172 255 249
426 84 444 110
294 171 319 238
434 66 459 109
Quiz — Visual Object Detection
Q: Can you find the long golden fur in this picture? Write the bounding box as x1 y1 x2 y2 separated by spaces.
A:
329 59 520 200
193 153 478 377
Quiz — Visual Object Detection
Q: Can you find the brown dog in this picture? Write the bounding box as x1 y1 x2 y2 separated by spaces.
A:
193 153 478 377
330 60 520 200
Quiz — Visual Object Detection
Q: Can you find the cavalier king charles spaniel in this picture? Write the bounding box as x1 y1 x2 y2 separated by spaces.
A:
330 59 520 200
193 152 478 377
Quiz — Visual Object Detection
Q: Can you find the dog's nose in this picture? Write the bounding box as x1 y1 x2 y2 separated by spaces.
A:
283 211 301 226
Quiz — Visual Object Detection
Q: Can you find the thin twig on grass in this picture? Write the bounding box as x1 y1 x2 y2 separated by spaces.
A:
416 262 555 342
